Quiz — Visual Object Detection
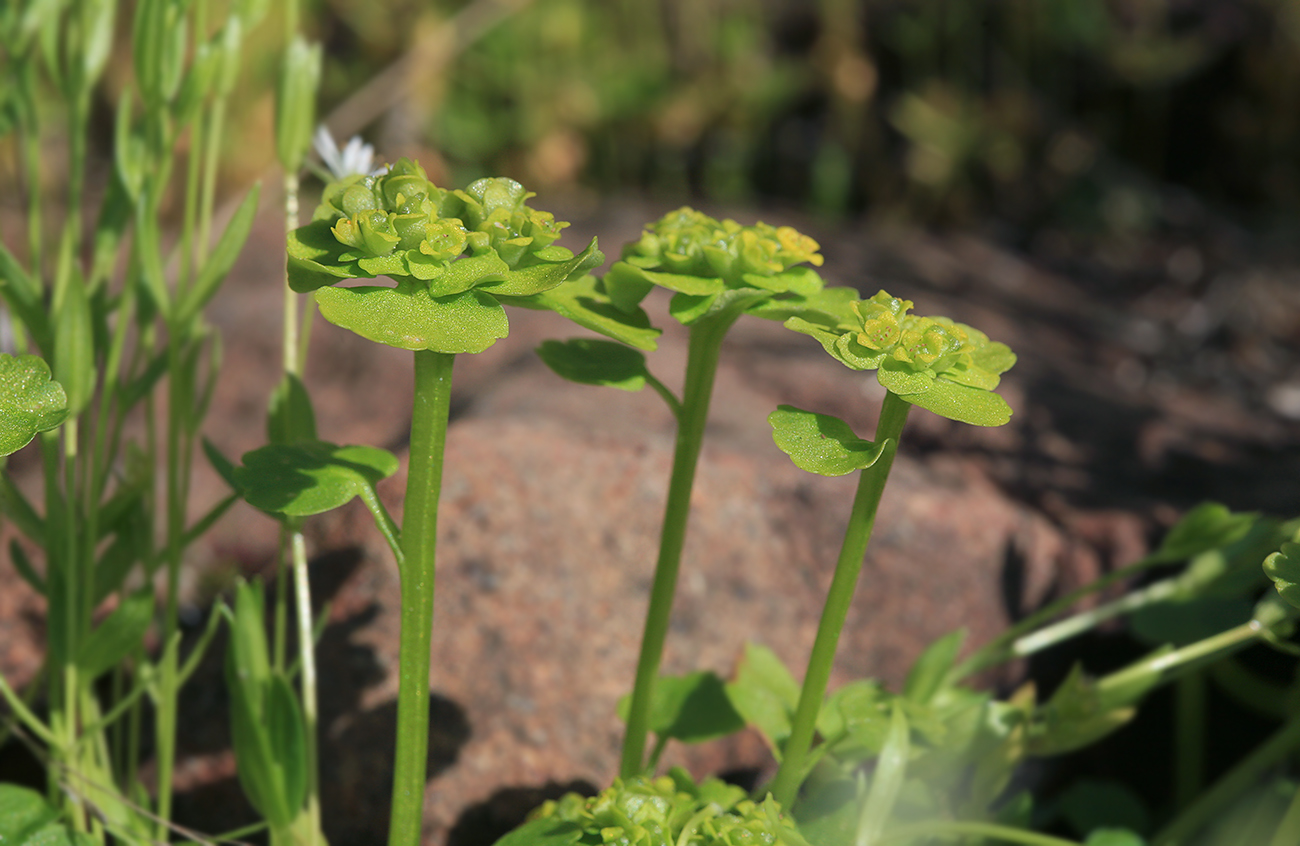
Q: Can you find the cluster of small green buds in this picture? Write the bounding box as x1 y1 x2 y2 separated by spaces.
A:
528 770 806 846
785 289 1017 426
622 207 823 283
286 159 601 353
605 208 849 327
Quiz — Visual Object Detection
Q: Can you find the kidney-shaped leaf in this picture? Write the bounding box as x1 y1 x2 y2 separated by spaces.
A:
536 339 648 391
769 405 887 477
617 671 746 744
725 642 801 757
892 378 1013 427
236 441 398 518
0 354 69 456
316 284 508 353
1264 541 1300 610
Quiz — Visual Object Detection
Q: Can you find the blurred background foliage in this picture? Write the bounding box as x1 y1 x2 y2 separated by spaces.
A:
9 0 1300 243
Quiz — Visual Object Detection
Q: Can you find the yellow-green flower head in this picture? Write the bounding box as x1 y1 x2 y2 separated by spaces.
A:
786 288 1017 426
529 771 803 846
447 177 567 266
623 208 823 284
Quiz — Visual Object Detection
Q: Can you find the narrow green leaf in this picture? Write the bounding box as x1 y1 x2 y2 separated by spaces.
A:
856 704 909 846
266 675 308 816
9 540 43 596
203 438 240 491
275 36 321 171
536 339 648 391
0 471 43 541
316 284 508 354
0 243 52 352
52 275 93 416
267 373 317 445
480 238 604 296
76 588 154 679
177 184 260 326
768 405 886 477
0 354 68 455
235 441 398 518
902 628 965 704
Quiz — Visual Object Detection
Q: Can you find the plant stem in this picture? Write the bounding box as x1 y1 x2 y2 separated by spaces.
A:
768 390 910 809
878 820 1083 846
1154 712 1300 845
291 530 322 846
388 350 454 846
1270 784 1300 846
620 317 731 779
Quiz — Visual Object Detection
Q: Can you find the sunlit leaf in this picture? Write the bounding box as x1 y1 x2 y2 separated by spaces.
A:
235 441 398 518
0 354 68 455
536 339 648 391
316 284 508 353
769 405 887 477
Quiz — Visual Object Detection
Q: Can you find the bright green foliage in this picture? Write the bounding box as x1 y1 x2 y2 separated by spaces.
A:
785 289 1017 426
0 353 69 456
603 207 846 327
235 441 398 518
768 405 888 477
498 769 807 846
1264 541 1300 610
287 159 603 352
0 784 93 846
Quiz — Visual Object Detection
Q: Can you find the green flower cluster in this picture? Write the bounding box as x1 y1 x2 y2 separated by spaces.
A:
786 290 1017 426
285 159 603 353
604 208 849 327
525 770 807 846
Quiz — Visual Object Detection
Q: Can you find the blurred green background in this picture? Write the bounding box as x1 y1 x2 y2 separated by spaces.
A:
298 0 1300 234
20 0 1300 243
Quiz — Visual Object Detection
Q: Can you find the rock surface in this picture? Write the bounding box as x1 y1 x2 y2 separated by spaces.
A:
2 199 1298 844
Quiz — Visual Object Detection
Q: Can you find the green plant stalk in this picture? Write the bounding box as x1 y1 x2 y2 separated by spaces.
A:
1098 620 1261 703
620 316 732 779
388 349 454 846
283 169 302 376
1154 712 1300 845
291 529 322 845
768 390 910 809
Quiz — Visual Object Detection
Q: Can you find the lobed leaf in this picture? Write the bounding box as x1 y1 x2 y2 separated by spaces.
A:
769 406 887 477
1264 541 1300 610
0 354 69 456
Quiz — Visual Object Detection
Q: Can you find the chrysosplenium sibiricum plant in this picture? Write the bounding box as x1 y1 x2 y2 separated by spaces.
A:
274 158 607 846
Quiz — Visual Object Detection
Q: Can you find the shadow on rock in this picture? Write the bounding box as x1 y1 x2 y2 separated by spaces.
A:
447 779 597 846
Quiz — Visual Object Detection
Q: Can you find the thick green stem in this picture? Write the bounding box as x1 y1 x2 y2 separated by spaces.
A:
620 318 730 779
388 350 454 846
769 390 910 809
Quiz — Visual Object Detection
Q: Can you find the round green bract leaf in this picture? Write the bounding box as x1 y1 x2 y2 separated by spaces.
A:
236 441 398 518
0 354 69 456
892 378 1013 427
769 405 887 477
1264 542 1300 610
316 284 508 353
668 286 772 326
536 339 648 391
287 219 361 292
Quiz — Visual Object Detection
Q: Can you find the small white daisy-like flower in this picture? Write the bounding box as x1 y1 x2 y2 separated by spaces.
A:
313 125 382 180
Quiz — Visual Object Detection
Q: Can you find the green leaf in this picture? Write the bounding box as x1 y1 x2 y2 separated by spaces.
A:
235 441 398 518
490 816 584 846
266 675 308 817
502 275 660 351
768 406 887 477
0 472 43 541
316 284 509 353
1154 503 1258 564
1084 830 1148 846
0 354 68 455
481 238 603 296
1130 597 1252 647
892 378 1013 427
0 784 93 845
902 629 965 704
203 438 239 491
1029 664 1141 756
0 243 52 352
668 286 771 326
616 671 746 744
1265 542 1300 609
725 643 801 756
10 541 43 596
856 704 909 846
536 339 648 391
1056 780 1150 840
602 262 656 312
423 251 509 297
75 588 153 679
609 262 724 296
52 275 93 416
286 219 362 293
177 185 260 326
267 373 317 445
